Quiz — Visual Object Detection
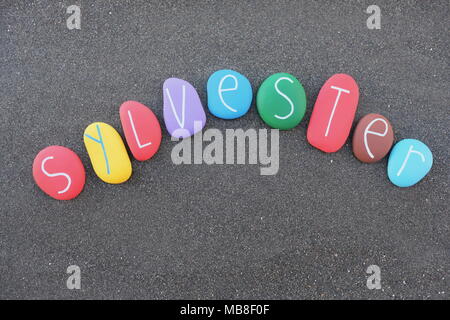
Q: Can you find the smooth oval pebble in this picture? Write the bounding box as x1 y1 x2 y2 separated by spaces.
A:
352 113 394 163
256 73 306 130
163 78 206 138
307 74 359 153
83 122 132 184
32 146 85 200
207 69 252 119
387 139 433 187
119 100 162 161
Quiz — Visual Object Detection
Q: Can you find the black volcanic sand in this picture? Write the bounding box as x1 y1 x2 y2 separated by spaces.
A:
0 0 448 299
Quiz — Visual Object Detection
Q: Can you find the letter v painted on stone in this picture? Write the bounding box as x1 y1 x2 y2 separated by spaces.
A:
127 110 152 149
165 85 186 128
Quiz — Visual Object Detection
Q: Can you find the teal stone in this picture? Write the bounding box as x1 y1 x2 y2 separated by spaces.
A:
207 69 253 119
387 139 433 187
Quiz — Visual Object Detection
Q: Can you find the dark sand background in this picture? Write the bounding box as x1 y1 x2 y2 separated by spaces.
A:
0 0 448 299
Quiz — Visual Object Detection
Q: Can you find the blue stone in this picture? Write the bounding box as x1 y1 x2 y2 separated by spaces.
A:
207 69 252 119
387 139 433 187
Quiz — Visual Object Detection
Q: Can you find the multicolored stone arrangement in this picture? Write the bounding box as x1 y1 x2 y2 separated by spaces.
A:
32 71 434 200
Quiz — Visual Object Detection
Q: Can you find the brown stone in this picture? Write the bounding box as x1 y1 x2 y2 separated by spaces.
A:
352 113 394 163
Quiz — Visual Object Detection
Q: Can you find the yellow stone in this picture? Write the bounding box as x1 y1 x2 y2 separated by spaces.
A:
83 122 132 184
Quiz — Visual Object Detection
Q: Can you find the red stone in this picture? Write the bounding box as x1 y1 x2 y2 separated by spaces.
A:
32 146 85 200
352 113 394 163
119 101 162 161
307 74 359 153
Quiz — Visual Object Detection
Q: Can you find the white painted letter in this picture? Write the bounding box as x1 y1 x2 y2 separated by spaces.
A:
165 86 186 128
127 110 152 149
41 156 71 194
274 77 295 120
364 118 388 158
325 86 350 137
397 145 425 177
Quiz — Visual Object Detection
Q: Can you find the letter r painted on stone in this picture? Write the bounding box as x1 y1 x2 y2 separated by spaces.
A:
397 145 426 177
67 5 81 30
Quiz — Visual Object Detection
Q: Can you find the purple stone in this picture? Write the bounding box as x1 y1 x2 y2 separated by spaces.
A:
163 78 206 138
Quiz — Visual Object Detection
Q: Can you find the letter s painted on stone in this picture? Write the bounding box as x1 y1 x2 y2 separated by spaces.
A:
41 156 72 194
274 77 295 120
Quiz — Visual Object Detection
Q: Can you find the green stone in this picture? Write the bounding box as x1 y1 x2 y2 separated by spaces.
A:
256 73 306 130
